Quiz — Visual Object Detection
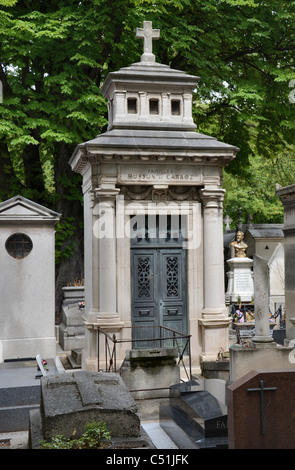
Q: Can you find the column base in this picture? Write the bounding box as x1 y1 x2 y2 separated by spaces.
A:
84 312 124 331
199 316 232 361
250 338 277 349
202 307 229 318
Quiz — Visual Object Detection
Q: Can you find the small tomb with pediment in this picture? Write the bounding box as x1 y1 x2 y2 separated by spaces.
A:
0 195 60 362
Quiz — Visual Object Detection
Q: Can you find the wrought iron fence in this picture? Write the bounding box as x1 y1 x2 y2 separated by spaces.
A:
97 325 192 381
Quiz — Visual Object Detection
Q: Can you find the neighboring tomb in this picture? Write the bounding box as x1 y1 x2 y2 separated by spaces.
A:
0 196 60 361
224 224 285 318
29 370 152 448
229 255 292 382
160 378 228 449
58 285 85 353
228 369 295 449
0 357 60 433
226 230 254 304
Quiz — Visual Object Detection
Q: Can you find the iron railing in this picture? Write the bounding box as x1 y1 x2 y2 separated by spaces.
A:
97 325 192 382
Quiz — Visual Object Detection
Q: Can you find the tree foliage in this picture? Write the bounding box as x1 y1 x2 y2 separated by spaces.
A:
1 0 295 313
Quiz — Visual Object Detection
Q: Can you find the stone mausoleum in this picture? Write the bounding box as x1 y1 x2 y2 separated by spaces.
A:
69 22 239 372
0 195 60 361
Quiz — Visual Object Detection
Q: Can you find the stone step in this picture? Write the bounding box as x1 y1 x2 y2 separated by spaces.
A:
66 348 82 369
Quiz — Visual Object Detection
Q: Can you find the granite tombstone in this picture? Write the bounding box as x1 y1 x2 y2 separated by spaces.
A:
228 369 295 449
160 378 228 448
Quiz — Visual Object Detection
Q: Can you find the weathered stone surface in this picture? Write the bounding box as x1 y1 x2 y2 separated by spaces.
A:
121 348 180 399
40 371 140 439
252 255 274 344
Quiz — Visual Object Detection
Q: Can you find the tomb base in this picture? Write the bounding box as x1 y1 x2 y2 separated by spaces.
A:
229 343 293 381
120 348 180 399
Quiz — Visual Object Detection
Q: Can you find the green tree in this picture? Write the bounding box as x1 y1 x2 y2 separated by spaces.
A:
1 0 295 315
0 0 138 314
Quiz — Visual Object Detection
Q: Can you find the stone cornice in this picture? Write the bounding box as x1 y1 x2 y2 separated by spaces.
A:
276 183 295 205
70 151 236 174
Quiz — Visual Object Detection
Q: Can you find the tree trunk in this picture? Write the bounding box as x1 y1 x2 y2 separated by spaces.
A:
22 142 46 200
0 143 23 198
54 142 84 320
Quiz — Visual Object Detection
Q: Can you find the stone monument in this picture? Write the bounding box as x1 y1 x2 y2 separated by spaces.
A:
250 255 275 347
69 21 239 372
229 252 292 381
226 230 254 304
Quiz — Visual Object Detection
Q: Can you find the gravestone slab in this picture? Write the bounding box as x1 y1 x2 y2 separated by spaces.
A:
0 358 58 432
160 378 228 448
228 369 295 449
40 371 141 439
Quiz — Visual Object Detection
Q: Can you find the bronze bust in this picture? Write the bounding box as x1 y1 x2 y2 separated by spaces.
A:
230 230 248 258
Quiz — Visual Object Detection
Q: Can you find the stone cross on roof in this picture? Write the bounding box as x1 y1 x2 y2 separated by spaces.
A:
136 20 160 63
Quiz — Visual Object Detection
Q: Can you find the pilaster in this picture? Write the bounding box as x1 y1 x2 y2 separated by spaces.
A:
82 186 124 371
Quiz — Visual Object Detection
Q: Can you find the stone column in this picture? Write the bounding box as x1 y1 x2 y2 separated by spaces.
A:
113 91 126 126
250 255 275 347
199 188 231 361
81 188 99 371
183 93 193 125
139 92 148 121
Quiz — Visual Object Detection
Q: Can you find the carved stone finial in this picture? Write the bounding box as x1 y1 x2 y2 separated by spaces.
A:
136 21 160 63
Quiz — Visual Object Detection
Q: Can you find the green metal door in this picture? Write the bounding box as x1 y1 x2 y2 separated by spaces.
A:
130 215 187 348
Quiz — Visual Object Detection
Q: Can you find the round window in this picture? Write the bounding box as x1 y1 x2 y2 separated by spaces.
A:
5 233 33 259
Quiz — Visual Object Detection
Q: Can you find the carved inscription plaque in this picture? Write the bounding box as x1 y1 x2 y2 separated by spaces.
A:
118 164 201 185
234 269 253 293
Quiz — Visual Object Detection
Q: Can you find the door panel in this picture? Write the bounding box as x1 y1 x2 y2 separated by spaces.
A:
133 252 155 302
160 250 187 348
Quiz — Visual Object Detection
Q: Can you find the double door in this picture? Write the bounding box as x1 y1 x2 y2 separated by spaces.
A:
130 215 187 348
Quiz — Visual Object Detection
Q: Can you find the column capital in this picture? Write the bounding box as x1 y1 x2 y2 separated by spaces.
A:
95 186 120 200
200 188 225 207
